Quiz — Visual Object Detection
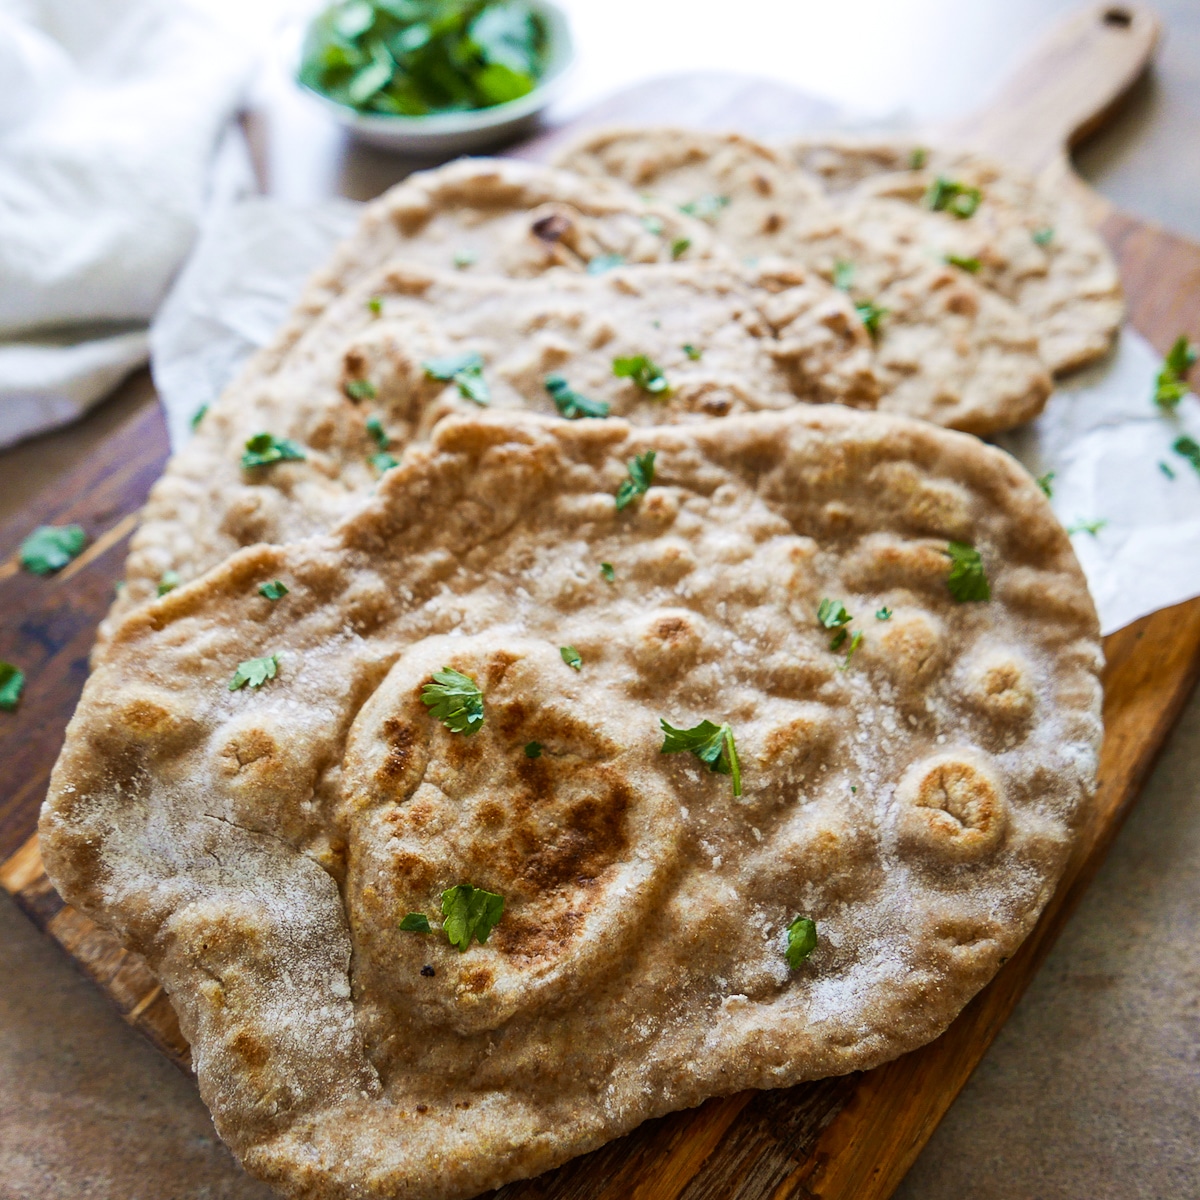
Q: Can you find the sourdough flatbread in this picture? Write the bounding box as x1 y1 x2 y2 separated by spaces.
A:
555 127 1053 432
43 408 1102 1200
104 260 878 633
780 138 1124 374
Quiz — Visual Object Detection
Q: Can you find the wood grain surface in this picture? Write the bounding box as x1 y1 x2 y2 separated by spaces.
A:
2 4 1198 1198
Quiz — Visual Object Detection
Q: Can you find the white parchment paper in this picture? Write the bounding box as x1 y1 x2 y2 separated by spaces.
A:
150 196 1200 637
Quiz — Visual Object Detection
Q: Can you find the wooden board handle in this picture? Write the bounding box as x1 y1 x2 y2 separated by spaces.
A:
945 3 1160 175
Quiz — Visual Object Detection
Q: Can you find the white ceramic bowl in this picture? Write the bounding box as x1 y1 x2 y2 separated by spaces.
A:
292 0 574 156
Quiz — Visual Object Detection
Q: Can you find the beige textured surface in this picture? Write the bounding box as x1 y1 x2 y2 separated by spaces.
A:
42 408 1101 1200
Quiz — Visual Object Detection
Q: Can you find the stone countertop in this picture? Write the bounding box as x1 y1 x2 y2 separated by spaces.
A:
1 1 1198 1197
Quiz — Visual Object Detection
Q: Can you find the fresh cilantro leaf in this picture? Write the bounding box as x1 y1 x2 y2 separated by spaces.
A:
367 295 383 315
829 627 848 652
1066 518 1107 537
421 666 484 735
855 299 888 338
587 253 625 274
19 524 87 575
817 598 852 629
909 147 928 170
0 662 25 712
1154 335 1197 410
241 433 306 469
615 450 657 510
399 912 431 933
1037 471 1055 498
875 606 893 621
229 654 279 691
682 343 702 360
640 214 664 235
345 378 378 401
423 351 489 405
613 355 669 395
441 883 504 951
670 236 691 259
366 415 389 449
944 542 991 601
679 194 730 221
945 253 981 273
1160 459 1177 480
600 561 615 582
157 571 180 597
1032 227 1055 246
660 718 742 797
524 740 542 758
560 645 582 670
838 629 864 669
833 259 855 291
453 248 477 269
926 176 983 218
545 374 610 419
370 452 400 473
190 404 209 430
258 580 289 600
1175 435 1200 475
785 915 818 969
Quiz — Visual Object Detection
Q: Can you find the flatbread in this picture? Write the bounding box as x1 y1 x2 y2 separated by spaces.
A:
779 138 1124 374
43 407 1103 1200
555 127 1053 432
104 260 879 634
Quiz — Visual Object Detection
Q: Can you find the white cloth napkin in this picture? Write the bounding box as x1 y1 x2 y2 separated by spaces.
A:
0 0 267 450
150 195 1200 637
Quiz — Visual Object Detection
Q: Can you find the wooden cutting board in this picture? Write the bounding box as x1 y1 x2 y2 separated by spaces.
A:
3 4 1198 1197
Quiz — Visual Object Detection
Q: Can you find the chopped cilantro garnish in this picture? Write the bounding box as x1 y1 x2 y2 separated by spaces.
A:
615 450 656 510
399 913 431 933
190 404 208 430
441 884 504 951
1154 335 1197 410
660 718 742 797
421 667 484 735
258 580 289 600
640 214 664 236
855 299 888 338
875 606 893 621
157 571 179 597
370 452 400 473
560 645 582 670
423 351 489 405
785 915 818 969
345 378 378 401
817 598 852 630
1175 435 1200 475
0 662 25 712
587 253 625 274
1032 227 1055 246
1037 471 1055 498
545 374 610 419
1066 518 1107 537
909 147 928 169
838 630 863 669
679 194 730 221
613 354 670 395
19 524 87 575
833 260 855 291
945 254 981 273
926 176 982 218
241 433 306 469
229 654 278 691
600 561 615 582
670 236 691 259
524 740 542 758
944 542 990 602
682 343 702 360
453 248 477 269
366 415 389 449
367 295 383 315
1159 460 1177 480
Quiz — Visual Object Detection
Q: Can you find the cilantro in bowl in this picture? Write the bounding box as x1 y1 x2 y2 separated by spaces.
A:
299 0 550 117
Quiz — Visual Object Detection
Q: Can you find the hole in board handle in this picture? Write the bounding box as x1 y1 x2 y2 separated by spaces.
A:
1103 7 1133 27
